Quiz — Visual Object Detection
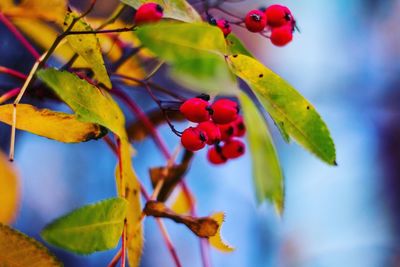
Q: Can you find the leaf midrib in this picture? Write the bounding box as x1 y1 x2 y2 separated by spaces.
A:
46 220 123 234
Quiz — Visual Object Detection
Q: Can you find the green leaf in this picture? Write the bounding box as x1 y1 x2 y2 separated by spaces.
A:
239 92 284 213
0 224 62 266
0 104 107 143
226 34 253 57
136 21 238 95
64 12 112 88
37 68 126 138
41 198 128 254
121 0 201 22
228 55 336 165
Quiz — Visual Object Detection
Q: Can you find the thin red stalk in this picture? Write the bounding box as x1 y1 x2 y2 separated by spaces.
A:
156 219 183 267
0 13 40 60
107 249 122 267
111 88 170 158
0 66 27 80
121 225 126 267
0 88 21 104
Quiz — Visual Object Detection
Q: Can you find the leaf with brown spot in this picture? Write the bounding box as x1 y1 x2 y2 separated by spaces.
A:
0 224 61 266
0 151 19 224
0 104 107 143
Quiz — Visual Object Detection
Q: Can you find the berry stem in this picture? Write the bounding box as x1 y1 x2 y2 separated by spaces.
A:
0 88 21 104
107 248 122 267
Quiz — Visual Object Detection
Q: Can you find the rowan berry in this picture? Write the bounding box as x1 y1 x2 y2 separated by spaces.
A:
207 147 227 165
218 123 236 141
221 139 246 159
197 121 221 145
216 19 232 37
265 5 292 28
270 26 293 47
180 98 211 123
232 116 246 137
245 10 267 33
211 99 239 124
181 127 208 151
134 3 164 25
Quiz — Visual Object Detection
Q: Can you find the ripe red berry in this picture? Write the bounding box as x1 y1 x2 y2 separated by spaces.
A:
197 121 221 145
270 26 293 47
221 139 246 159
134 3 164 25
211 99 239 124
207 147 227 165
265 5 292 28
232 116 246 137
216 19 231 37
245 10 267 33
180 98 211 123
181 127 208 151
218 123 236 141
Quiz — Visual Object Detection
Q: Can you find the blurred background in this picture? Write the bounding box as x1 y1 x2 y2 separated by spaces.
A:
1 0 400 266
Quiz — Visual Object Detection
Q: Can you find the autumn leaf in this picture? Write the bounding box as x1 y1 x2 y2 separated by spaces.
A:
239 92 284 212
228 54 336 165
64 12 112 88
0 104 107 143
0 151 19 224
115 140 143 267
170 188 195 215
41 198 127 254
208 212 234 253
37 68 126 138
0 224 61 266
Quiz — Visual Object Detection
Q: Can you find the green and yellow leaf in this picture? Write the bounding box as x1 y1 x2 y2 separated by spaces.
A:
0 151 19 224
37 68 126 138
64 12 112 88
239 92 284 212
41 198 127 254
228 55 336 165
0 104 107 143
0 224 61 266
121 0 201 22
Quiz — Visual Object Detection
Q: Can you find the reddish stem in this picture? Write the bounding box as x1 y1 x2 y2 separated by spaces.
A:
111 88 171 158
0 88 21 104
0 13 41 60
107 249 122 267
0 66 27 80
121 225 126 267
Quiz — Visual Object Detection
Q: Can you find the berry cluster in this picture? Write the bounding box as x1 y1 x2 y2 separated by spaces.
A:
179 97 246 165
212 4 296 47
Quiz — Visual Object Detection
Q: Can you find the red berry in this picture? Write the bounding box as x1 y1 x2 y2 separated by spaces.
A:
180 98 211 123
232 116 246 137
270 26 293 47
218 123 236 141
197 121 221 145
216 19 231 37
181 127 208 151
245 10 267 33
207 147 227 165
265 5 292 28
211 99 239 124
221 139 245 159
134 3 163 25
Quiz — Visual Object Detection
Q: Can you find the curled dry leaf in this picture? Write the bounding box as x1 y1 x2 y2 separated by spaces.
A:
208 212 235 253
144 201 218 238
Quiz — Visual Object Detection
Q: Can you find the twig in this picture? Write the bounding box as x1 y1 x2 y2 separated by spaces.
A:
0 66 27 80
0 88 21 104
65 26 135 36
107 248 122 267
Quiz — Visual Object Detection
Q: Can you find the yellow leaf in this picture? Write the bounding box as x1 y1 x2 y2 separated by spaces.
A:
208 212 234 253
0 223 61 266
170 188 194 215
0 104 107 143
64 12 112 88
0 151 19 224
116 139 143 267
10 18 88 67
2 0 66 25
